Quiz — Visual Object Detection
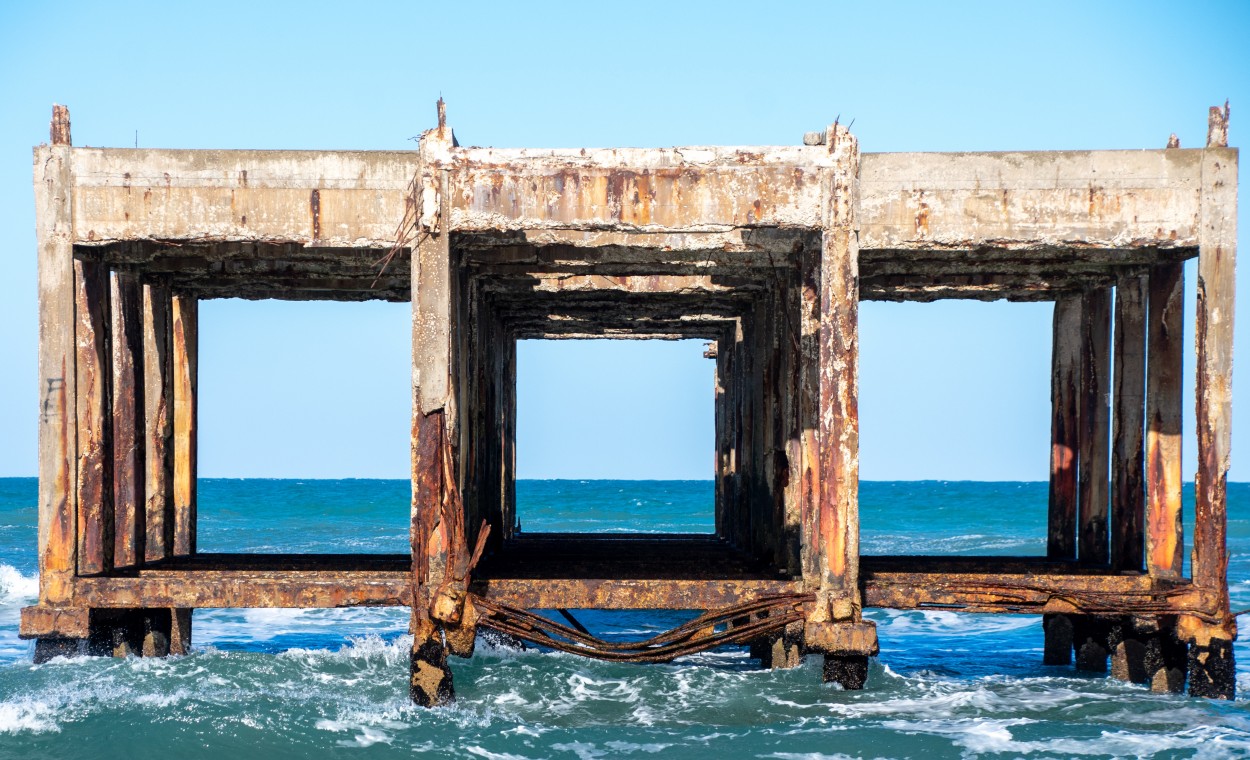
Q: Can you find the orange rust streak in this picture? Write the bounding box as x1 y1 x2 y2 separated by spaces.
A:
1147 440 1181 572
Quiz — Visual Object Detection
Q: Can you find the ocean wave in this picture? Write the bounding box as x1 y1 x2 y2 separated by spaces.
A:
0 564 38 605
1 639 1245 757
464 746 535 760
767 754 880 760
192 606 408 648
0 696 62 735
869 609 1039 638
881 718 1250 758
861 534 1044 554
279 632 412 667
550 740 672 758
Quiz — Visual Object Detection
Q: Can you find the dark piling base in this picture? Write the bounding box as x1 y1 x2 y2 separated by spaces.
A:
1042 613 1073 666
1110 637 1148 683
822 654 869 690
1144 626 1187 693
33 637 85 663
411 634 455 707
752 629 803 670
92 608 192 658
1073 617 1110 672
1188 638 1236 700
33 608 193 662
1107 618 1148 683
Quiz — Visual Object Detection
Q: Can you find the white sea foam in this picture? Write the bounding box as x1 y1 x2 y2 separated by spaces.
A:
883 718 1250 758
339 725 393 748
0 697 62 735
767 754 880 760
0 564 38 604
315 717 401 748
566 672 643 704
464 746 535 760
192 606 407 648
547 741 672 759
602 740 671 753
870 609 1039 638
551 742 609 760
501 724 549 738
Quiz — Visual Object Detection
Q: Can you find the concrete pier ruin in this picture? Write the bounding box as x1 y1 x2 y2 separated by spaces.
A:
20 103 1239 702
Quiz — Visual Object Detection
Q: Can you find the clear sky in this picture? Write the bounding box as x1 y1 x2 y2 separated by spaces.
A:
0 1 1247 481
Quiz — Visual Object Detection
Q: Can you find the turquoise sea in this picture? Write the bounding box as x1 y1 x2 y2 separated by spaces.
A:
1 478 1249 758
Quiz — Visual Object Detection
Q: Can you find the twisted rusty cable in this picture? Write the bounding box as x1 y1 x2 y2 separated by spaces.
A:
471 592 813 663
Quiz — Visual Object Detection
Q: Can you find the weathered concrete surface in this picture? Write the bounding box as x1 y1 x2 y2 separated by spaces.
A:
858 149 1205 253
68 148 1206 256
448 146 832 232
72 149 415 248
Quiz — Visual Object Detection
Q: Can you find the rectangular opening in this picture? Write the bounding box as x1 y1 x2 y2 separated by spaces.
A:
858 300 1053 557
197 300 411 554
514 338 716 535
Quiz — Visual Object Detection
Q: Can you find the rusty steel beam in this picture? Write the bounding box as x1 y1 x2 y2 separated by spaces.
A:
74 572 411 608
861 571 1181 613
1048 295 1081 560
1145 263 1185 578
476 579 796 610
55 566 1217 619
1078 288 1112 566
74 255 113 576
172 294 197 557
110 272 145 569
1111 274 1147 572
142 282 174 563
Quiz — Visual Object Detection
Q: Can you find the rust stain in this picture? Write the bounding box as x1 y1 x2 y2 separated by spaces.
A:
915 200 930 237
310 189 321 241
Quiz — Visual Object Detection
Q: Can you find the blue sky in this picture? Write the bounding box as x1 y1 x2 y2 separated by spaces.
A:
0 1 1247 480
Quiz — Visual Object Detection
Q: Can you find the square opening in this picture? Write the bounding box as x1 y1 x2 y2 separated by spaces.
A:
458 239 816 583
514 338 716 534
197 299 411 554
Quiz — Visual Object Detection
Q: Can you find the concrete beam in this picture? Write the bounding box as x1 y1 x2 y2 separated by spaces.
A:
858 149 1205 254
66 147 1208 264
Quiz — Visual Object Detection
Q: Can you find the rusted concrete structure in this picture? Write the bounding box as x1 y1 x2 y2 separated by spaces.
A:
21 104 1239 702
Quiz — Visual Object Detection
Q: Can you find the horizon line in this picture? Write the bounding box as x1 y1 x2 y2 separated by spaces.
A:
0 475 1235 485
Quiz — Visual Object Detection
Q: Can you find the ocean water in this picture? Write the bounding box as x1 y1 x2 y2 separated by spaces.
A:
1 478 1249 759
